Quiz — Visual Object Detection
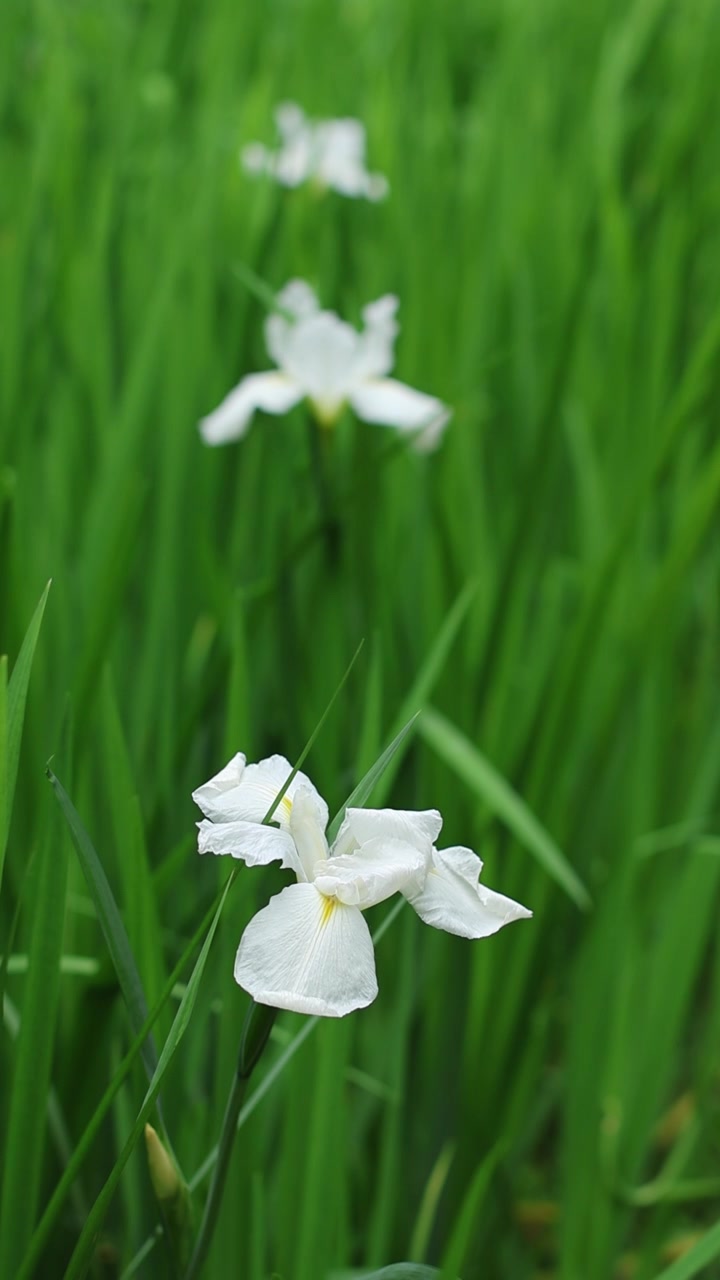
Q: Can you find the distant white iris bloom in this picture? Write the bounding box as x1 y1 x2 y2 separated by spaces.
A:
193 753 531 1018
241 102 389 201
198 280 451 451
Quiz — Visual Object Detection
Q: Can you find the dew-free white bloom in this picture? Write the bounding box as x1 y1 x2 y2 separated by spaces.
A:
195 753 428 1016
335 807 532 940
241 102 389 201
193 753 531 1018
198 280 451 451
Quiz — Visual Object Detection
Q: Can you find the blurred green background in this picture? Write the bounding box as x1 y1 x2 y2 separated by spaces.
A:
2 0 720 1276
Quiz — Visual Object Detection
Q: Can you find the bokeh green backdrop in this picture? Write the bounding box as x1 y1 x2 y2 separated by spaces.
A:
2 0 720 1277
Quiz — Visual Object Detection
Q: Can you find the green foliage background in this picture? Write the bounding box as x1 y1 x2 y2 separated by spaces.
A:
2 0 720 1276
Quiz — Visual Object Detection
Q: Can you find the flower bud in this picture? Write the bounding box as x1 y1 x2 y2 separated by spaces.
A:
144 1124 180 1202
144 1124 193 1269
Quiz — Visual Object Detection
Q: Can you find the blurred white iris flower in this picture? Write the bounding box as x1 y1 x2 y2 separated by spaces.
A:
193 753 532 1018
241 102 389 201
198 280 451 450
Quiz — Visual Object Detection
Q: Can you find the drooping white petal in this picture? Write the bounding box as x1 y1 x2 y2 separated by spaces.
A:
288 787 330 881
192 753 328 832
332 807 443 858
350 378 450 447
405 846 532 939
199 372 302 445
365 172 390 201
313 837 427 908
197 818 301 874
234 883 378 1017
412 404 452 453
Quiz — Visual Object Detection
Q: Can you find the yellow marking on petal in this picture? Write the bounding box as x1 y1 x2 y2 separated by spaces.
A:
280 795 293 818
319 894 337 927
310 397 344 428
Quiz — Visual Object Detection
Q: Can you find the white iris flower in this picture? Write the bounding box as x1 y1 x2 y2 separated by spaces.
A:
198 280 451 451
241 102 389 201
193 753 532 1018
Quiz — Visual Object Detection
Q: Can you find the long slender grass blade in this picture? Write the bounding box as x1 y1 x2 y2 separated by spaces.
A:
0 822 68 1276
15 888 227 1280
46 767 160 1085
1 582 51 888
0 656 7 891
327 715 419 844
440 1143 504 1279
331 1268 451 1280
649 1219 720 1280
418 706 590 908
62 873 233 1280
121 903 411 1276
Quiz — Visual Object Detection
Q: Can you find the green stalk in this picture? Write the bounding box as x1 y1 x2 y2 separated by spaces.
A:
182 1002 277 1280
306 412 340 567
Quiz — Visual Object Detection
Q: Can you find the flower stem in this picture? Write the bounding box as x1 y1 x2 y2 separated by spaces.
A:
182 1003 277 1280
306 413 340 567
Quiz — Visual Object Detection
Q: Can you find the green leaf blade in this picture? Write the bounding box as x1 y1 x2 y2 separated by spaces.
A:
46 767 160 1085
62 873 233 1280
327 715 419 845
330 1267 456 1280
2 581 51 886
0 655 7 891
649 1218 720 1280
0 822 69 1276
418 706 590 909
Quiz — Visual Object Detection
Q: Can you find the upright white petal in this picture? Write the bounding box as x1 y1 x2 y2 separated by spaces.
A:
353 296 399 381
280 311 360 419
197 818 301 875
405 846 532 939
274 102 306 138
289 787 330 881
333 807 443 858
314 119 369 197
235 883 378 1017
264 105 314 187
273 135 315 187
192 753 328 832
350 378 450 447
311 118 387 201
313 837 427 908
241 142 272 176
243 107 387 202
192 753 246 815
316 118 365 164
199 372 302 445
275 279 321 319
265 280 321 368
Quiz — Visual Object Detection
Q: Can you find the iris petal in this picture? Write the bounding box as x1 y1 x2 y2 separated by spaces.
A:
235 883 378 1017
199 372 303 445
314 836 426 908
405 846 532 939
